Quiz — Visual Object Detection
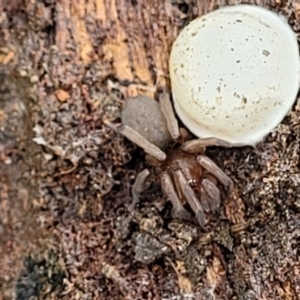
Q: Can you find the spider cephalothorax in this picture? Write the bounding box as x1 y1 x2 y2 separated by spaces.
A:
120 90 233 227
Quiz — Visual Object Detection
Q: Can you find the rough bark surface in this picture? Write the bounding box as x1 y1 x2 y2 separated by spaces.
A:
1 0 300 299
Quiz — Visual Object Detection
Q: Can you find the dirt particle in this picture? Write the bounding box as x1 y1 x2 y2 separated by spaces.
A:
55 89 70 102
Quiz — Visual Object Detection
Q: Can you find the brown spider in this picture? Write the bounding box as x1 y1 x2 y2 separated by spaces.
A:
119 89 233 227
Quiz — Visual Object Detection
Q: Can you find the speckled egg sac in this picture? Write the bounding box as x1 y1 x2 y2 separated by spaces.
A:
170 5 300 146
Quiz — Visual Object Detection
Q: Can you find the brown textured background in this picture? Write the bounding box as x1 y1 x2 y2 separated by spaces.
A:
1 1 300 299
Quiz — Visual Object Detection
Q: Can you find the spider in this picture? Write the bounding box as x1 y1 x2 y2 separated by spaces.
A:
119 89 233 227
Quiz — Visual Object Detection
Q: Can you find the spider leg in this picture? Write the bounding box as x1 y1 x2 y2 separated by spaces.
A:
200 186 210 213
201 178 221 212
119 124 166 161
182 138 234 153
129 169 150 211
160 172 191 221
159 89 180 140
197 155 233 191
173 169 206 227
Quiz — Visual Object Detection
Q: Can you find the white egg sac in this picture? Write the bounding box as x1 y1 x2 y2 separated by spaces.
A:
170 5 300 146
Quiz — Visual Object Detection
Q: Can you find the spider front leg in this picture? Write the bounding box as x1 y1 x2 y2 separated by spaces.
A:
160 172 192 221
172 169 206 227
201 178 221 213
197 155 233 191
128 169 150 211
